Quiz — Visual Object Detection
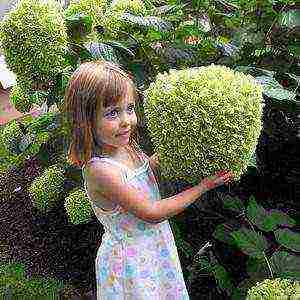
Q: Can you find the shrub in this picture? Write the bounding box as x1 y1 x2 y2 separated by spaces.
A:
28 164 65 213
144 64 264 185
246 278 300 300
0 0 68 87
64 188 93 225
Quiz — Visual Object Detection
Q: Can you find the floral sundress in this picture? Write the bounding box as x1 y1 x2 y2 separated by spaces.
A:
82 151 190 300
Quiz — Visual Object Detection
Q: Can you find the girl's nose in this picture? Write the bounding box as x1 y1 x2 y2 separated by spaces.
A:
120 111 131 125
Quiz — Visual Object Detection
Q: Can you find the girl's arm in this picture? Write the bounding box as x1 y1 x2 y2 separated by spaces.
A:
149 153 159 171
86 160 232 223
144 153 159 172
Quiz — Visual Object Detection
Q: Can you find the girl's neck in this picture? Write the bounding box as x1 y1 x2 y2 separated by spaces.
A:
94 143 130 159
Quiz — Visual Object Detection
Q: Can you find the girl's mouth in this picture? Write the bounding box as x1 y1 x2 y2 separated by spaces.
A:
118 130 130 136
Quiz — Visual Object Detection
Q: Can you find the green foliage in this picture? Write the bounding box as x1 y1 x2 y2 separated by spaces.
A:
64 188 93 225
212 194 299 297
26 112 57 134
231 227 268 259
169 219 193 260
0 260 64 298
247 196 296 232
9 83 32 113
28 164 65 213
246 278 300 300
0 0 68 87
144 64 263 185
235 66 298 112
0 113 57 172
65 13 94 43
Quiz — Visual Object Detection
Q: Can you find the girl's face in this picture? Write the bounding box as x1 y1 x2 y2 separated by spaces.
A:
95 84 137 152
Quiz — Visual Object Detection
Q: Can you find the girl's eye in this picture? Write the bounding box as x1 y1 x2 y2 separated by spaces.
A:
128 104 135 112
105 104 135 118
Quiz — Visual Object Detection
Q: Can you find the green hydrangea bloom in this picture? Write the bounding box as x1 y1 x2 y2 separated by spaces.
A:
110 0 146 14
0 0 68 85
64 188 93 225
144 64 264 185
246 278 300 300
29 164 65 213
65 0 108 27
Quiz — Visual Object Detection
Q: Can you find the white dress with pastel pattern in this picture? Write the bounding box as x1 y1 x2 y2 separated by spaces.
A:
82 151 189 300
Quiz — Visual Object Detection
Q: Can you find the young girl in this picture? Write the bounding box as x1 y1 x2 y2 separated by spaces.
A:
63 60 233 299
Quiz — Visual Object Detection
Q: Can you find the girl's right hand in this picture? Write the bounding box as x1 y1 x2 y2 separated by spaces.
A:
200 170 233 191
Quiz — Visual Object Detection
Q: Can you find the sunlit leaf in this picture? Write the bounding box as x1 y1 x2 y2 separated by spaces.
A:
231 227 268 259
278 9 300 29
274 228 300 252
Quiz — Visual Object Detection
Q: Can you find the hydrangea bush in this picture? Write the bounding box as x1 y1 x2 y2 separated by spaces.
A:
246 278 300 300
0 0 68 87
144 64 263 185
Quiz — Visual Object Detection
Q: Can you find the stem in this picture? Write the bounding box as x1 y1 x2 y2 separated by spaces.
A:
265 4 287 42
263 251 274 279
246 217 273 278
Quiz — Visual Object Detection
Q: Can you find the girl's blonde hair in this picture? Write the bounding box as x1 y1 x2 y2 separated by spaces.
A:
63 60 141 168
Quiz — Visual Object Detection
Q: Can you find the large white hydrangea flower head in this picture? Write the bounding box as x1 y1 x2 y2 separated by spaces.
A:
144 64 264 185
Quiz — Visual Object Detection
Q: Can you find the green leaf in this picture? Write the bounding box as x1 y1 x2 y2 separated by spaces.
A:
223 195 245 214
212 264 234 294
129 63 146 89
255 75 296 101
267 209 296 228
288 45 300 57
274 228 300 252
84 42 119 64
213 223 236 246
230 227 268 259
65 13 93 39
247 151 257 169
246 196 269 231
246 257 269 280
246 251 300 282
278 9 300 29
270 251 300 280
105 41 135 57
120 13 173 32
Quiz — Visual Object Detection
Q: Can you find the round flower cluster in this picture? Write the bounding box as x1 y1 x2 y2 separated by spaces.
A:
246 278 300 299
144 64 263 185
64 0 108 27
0 0 68 88
29 164 65 213
64 188 93 225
